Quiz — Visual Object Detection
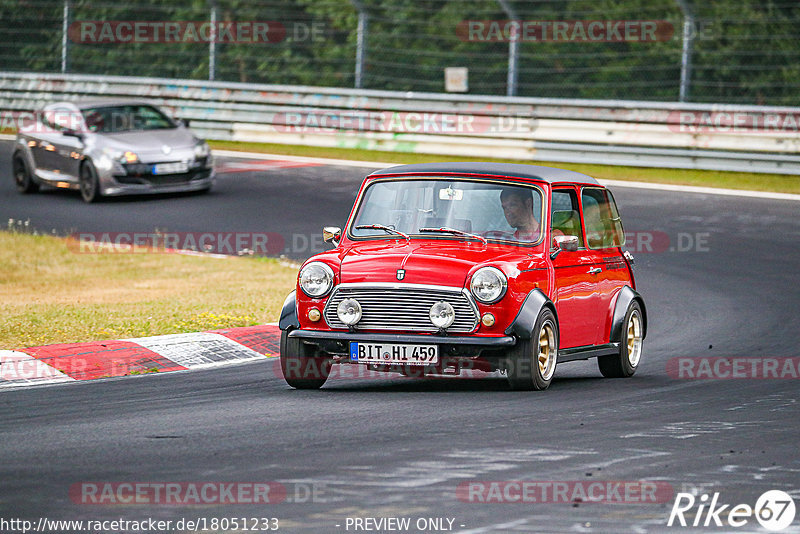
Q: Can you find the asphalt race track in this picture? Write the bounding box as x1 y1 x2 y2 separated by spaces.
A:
1 139 799 533
0 141 362 260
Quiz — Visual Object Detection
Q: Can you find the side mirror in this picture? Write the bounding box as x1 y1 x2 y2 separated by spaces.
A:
322 226 341 245
62 129 84 141
554 234 579 252
550 234 579 260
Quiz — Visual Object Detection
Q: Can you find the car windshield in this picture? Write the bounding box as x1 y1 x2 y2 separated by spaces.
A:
81 105 176 133
351 178 544 244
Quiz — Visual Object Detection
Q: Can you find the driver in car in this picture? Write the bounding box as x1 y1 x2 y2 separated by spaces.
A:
500 187 540 241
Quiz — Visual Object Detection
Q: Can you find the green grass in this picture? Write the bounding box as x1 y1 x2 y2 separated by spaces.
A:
0 230 297 349
209 140 800 195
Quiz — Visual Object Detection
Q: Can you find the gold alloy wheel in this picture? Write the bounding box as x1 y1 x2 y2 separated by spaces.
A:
538 321 557 381
626 310 643 367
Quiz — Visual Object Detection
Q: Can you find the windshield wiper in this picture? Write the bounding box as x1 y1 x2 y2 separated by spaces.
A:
355 224 410 241
419 226 487 244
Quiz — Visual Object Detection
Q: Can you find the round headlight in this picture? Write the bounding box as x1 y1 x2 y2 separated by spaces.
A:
470 267 508 304
429 301 455 329
337 298 362 326
298 262 334 298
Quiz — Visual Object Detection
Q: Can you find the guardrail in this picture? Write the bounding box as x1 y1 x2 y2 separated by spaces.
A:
2 71 799 175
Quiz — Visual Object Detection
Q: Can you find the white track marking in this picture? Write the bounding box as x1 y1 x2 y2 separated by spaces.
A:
213 149 390 169
0 350 74 388
214 149 800 201
1 136 795 199
600 178 800 201
126 332 267 369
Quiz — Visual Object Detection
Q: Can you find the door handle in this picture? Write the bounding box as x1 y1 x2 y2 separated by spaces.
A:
588 267 602 274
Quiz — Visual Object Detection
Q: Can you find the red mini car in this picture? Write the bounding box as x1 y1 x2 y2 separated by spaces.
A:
279 162 646 390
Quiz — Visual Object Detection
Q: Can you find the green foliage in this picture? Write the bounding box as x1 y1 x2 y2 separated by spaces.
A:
1 0 798 104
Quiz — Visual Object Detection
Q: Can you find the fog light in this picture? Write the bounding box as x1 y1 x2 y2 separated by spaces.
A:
429 301 455 329
308 308 321 322
482 312 495 327
337 298 362 326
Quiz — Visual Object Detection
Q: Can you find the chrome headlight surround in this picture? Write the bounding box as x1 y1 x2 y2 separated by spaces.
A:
298 261 335 298
470 266 508 304
429 300 456 329
336 298 362 326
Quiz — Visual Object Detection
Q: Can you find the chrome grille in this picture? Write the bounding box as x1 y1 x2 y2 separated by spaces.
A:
323 284 479 333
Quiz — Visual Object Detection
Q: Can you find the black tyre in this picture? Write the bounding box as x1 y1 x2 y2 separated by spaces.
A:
79 160 102 203
598 301 643 378
13 153 39 194
506 308 558 391
280 330 331 389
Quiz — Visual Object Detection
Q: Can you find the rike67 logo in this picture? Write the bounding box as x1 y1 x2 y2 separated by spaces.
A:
668 490 796 531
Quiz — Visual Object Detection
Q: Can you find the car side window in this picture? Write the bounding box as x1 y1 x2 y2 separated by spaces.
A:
40 108 59 130
551 189 584 248
581 188 625 249
42 106 79 132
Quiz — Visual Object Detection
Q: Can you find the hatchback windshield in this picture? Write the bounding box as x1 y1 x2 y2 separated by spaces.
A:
81 105 176 133
351 178 544 244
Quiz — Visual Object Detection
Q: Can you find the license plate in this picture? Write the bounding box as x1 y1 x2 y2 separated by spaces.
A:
152 162 188 175
349 342 438 366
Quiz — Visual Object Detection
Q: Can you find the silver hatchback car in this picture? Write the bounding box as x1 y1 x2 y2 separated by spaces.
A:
12 99 214 202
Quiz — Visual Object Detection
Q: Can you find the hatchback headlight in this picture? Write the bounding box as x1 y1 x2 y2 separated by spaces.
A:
298 262 334 298
101 148 139 173
194 141 209 159
470 267 507 304
119 151 139 164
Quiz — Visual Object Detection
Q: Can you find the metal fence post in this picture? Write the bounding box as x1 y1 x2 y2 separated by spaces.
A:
209 4 217 81
497 0 519 97
61 0 70 73
676 0 694 102
351 0 367 89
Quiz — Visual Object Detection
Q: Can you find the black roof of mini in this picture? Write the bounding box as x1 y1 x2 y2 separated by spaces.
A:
369 162 600 185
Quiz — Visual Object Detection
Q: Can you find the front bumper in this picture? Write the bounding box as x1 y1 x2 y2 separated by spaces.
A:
102 169 215 196
99 154 215 196
288 329 516 358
